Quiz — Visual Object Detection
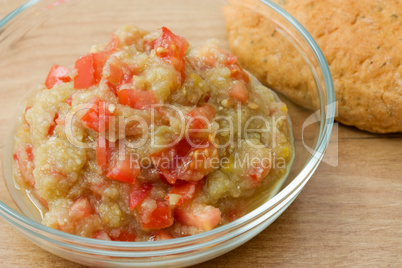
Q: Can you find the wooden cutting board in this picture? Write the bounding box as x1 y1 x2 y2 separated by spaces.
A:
0 1 401 267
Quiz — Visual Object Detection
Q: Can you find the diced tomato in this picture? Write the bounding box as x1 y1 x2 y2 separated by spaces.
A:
175 203 221 231
92 230 112 241
106 157 140 184
166 180 202 206
226 54 238 65
149 230 173 241
105 34 120 52
13 144 35 187
128 183 152 210
187 103 215 130
105 56 134 95
154 27 189 82
45 64 72 89
74 51 109 89
48 113 59 136
95 136 116 167
228 82 249 103
80 97 114 133
141 200 174 229
150 139 217 184
68 197 93 220
226 209 244 222
111 230 137 242
96 136 107 167
197 48 217 67
65 96 73 105
95 137 140 184
118 89 157 110
225 54 249 83
247 162 271 185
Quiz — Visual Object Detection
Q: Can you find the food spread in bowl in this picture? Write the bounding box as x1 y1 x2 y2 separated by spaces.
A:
12 25 293 241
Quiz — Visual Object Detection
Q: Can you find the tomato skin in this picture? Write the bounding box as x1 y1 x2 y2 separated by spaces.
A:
142 200 174 229
24 107 32 126
166 180 202 206
80 97 114 133
154 27 189 82
45 64 72 89
118 89 157 110
106 157 140 184
228 82 249 103
175 203 221 231
13 144 35 187
47 113 59 136
128 183 153 210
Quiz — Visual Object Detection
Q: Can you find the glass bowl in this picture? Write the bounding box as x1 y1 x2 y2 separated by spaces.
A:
0 0 335 267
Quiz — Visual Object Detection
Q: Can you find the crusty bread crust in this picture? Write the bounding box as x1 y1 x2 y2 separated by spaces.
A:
224 0 402 133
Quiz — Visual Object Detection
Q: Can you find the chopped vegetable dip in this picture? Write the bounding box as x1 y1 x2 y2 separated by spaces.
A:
12 26 293 241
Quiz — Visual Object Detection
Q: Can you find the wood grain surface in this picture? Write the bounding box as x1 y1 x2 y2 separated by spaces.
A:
0 1 401 267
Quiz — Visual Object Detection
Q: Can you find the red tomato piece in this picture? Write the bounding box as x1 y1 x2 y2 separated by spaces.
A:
187 104 215 130
150 139 216 184
95 136 116 167
118 89 157 110
105 56 133 94
166 180 202 206
80 97 114 133
48 113 59 136
111 230 137 242
92 230 112 241
247 162 271 185
65 96 73 106
45 64 72 89
68 197 93 220
74 54 96 89
74 51 109 89
225 54 249 83
175 203 222 231
13 144 35 187
128 183 153 210
149 230 173 241
106 157 140 184
105 34 120 52
228 82 249 103
226 209 244 223
142 200 174 229
197 49 217 67
154 27 189 82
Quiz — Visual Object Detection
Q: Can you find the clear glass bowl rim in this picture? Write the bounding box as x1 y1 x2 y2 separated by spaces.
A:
0 0 335 252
